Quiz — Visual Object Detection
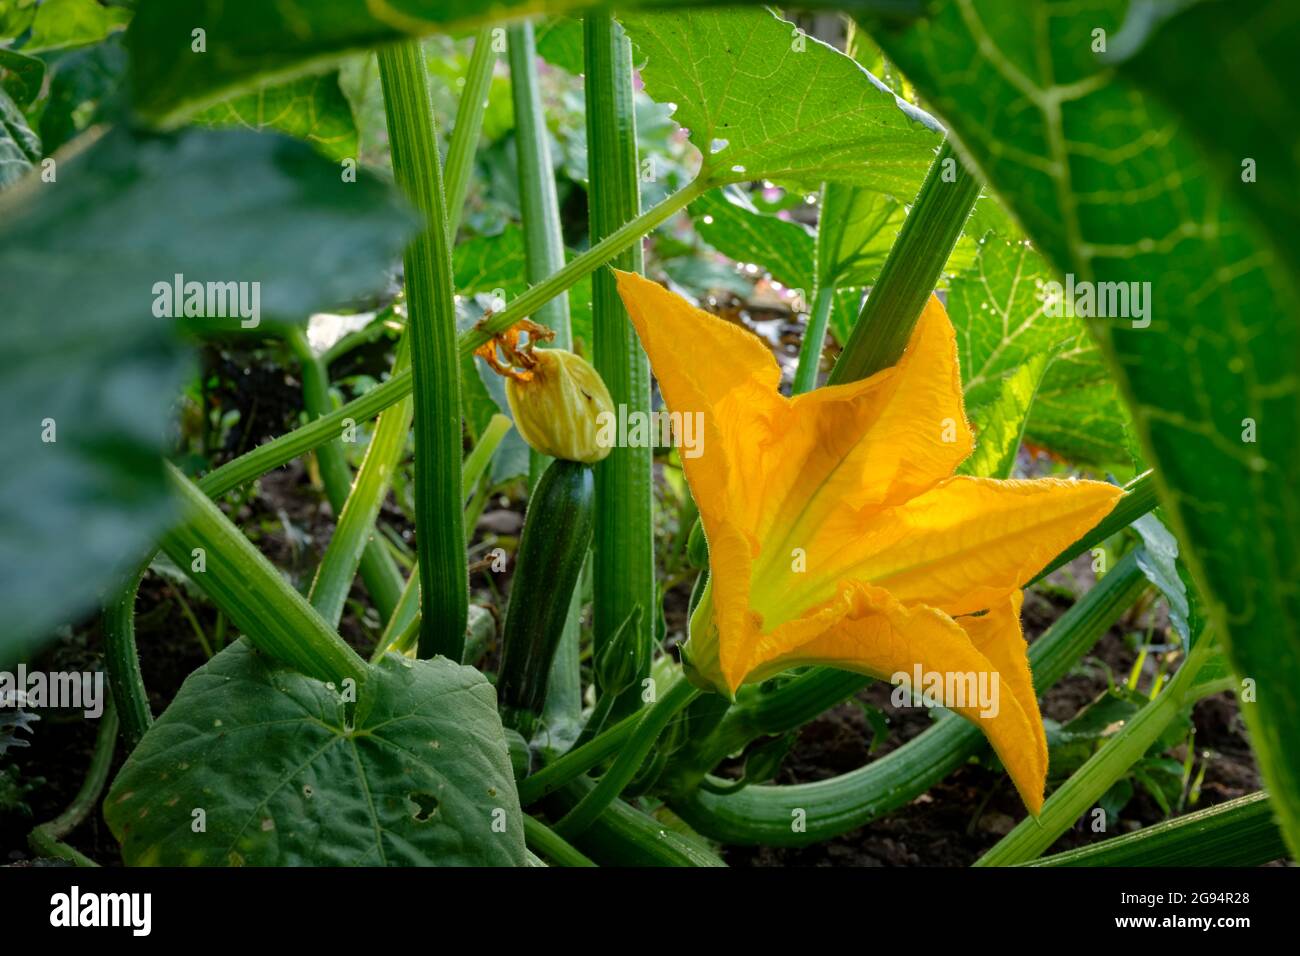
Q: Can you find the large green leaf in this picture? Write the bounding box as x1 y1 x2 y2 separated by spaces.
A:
193 72 359 161
867 0 1300 856
125 1 928 126
948 237 1131 464
23 0 127 52
105 641 527 866
623 8 938 192
0 127 415 661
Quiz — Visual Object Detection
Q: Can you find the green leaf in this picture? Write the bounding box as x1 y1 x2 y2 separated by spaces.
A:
870 0 1300 856
193 72 359 161
0 126 415 660
0 46 45 107
692 186 814 290
948 237 1131 464
0 0 37 43
623 8 939 192
958 350 1050 479
535 16 585 75
0 86 39 187
817 181 907 287
1132 512 1192 643
24 0 125 52
125 2 929 127
36 32 128 153
105 641 526 866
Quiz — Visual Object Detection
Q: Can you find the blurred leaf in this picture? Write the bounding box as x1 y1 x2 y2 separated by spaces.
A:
0 46 44 107
948 237 1131 464
0 86 38 187
623 8 939 192
23 0 125 52
0 0 37 43
958 351 1050 479
193 72 359 161
0 126 415 661
535 16 585 75
125 2 928 126
869 0 1300 855
36 31 128 152
106 640 526 865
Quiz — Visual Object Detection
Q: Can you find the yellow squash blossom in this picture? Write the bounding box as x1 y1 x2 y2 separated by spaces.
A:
614 270 1123 814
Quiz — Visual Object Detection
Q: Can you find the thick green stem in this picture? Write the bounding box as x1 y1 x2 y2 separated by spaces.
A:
792 283 836 394
584 11 656 718
829 139 981 384
1029 791 1284 867
102 565 152 751
554 676 699 838
28 698 118 866
368 414 513 662
379 41 468 660
306 36 496 630
161 463 369 688
667 551 1149 845
523 815 597 866
518 707 643 805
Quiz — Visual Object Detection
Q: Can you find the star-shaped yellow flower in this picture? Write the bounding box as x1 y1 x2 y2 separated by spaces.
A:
615 270 1123 813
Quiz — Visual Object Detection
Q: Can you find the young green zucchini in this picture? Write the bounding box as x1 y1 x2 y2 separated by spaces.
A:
497 458 595 734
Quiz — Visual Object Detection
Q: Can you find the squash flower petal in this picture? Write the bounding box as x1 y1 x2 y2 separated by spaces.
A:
614 270 1123 812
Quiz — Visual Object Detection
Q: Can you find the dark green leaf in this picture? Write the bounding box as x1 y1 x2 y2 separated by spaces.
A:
105 641 526 865
36 32 129 153
0 46 44 107
0 126 415 660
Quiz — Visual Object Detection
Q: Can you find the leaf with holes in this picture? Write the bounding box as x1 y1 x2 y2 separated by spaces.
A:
105 641 526 866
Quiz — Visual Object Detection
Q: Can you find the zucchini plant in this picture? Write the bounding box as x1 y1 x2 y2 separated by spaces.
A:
1 0 1294 873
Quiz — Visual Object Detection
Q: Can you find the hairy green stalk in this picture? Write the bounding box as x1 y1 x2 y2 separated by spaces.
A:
544 777 726 867
28 698 118 866
555 676 699 838
668 551 1149 845
584 12 656 717
102 565 152 751
523 815 597 867
829 139 981 384
379 41 468 660
308 33 497 631
161 463 369 688
368 414 513 662
1029 791 1285 867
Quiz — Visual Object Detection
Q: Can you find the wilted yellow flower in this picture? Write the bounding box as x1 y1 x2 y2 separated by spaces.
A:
615 271 1123 814
475 319 614 465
